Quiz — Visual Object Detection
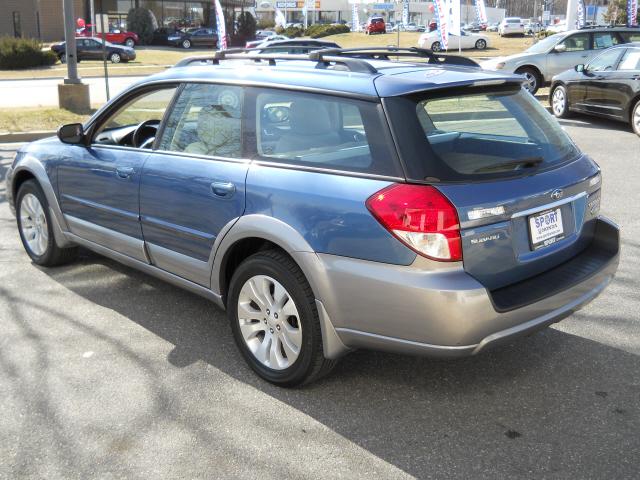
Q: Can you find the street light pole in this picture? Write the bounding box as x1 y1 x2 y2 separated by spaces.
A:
62 0 80 84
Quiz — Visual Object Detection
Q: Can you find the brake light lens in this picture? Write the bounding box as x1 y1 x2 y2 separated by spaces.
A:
366 184 462 261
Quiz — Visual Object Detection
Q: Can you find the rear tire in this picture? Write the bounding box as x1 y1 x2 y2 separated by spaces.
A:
110 52 121 63
431 41 441 52
551 84 571 118
227 249 336 386
124 38 135 48
16 180 78 267
475 39 487 50
182 39 191 49
631 99 640 137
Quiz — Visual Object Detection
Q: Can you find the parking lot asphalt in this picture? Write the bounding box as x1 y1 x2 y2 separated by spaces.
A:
0 116 639 480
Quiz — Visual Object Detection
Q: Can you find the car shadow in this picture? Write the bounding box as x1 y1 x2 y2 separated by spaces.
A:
36 249 640 478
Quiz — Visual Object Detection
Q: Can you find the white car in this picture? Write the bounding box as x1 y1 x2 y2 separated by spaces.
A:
418 30 490 51
499 17 525 36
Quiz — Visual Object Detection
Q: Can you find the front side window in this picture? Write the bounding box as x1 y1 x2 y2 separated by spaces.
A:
159 83 243 158
386 86 580 181
593 32 621 50
618 48 640 71
253 89 399 176
588 48 624 72
559 33 589 52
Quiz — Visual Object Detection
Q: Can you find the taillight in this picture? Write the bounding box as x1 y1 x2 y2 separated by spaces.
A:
366 184 462 262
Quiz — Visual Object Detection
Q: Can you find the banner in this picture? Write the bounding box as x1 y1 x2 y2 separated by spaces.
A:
352 3 359 32
213 0 227 50
402 0 409 26
449 0 461 36
274 8 286 28
474 0 488 24
577 0 585 28
432 0 449 50
629 0 638 26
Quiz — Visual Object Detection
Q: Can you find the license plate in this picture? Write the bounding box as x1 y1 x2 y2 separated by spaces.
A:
528 208 564 250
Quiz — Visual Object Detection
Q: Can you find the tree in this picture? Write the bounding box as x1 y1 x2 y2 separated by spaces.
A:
127 8 154 45
236 12 257 44
603 0 639 25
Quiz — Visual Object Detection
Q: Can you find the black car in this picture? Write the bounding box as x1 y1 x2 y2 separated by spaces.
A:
550 42 640 136
151 27 182 46
51 37 136 64
167 28 218 49
254 39 340 54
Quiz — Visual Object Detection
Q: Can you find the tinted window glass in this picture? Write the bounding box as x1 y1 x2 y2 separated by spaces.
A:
588 48 623 71
560 33 589 51
159 83 243 158
618 48 640 70
620 31 640 43
593 32 621 50
252 90 400 176
386 86 580 181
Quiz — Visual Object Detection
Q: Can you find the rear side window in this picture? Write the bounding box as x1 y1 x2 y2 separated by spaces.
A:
250 89 401 176
593 32 621 50
620 31 640 43
385 86 580 182
618 48 640 70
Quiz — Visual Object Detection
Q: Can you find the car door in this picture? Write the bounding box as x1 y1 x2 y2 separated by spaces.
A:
547 32 591 78
57 86 178 262
602 47 640 117
139 83 249 286
582 47 627 118
86 39 104 60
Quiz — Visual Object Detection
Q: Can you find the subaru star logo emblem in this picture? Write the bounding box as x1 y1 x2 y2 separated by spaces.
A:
551 189 564 200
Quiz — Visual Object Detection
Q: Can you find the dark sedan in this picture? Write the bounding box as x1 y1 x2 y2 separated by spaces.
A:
253 39 340 54
550 43 640 136
167 28 218 49
51 37 136 63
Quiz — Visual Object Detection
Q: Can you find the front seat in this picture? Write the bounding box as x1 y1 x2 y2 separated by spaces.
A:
274 100 342 155
185 105 241 157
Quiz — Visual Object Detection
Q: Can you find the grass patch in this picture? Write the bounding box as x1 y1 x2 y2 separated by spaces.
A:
0 107 95 133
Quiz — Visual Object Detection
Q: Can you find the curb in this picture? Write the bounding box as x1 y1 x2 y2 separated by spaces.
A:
0 131 55 143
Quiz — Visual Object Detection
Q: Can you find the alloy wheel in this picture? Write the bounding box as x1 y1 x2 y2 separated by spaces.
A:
633 103 640 135
552 88 566 116
237 275 302 370
19 193 48 256
111 53 121 63
522 71 537 93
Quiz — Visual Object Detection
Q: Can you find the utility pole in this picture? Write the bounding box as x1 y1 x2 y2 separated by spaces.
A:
58 0 90 112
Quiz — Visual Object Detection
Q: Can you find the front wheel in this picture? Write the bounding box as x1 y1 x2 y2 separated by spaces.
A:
431 41 441 52
110 52 121 63
16 180 78 266
124 38 135 48
631 99 640 137
227 249 336 386
551 85 571 118
475 39 487 50
516 67 541 95
182 39 191 49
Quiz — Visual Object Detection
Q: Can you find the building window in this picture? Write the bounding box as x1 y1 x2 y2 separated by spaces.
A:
13 11 22 38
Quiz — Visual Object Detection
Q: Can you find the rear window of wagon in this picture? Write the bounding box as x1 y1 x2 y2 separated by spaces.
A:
384 85 581 182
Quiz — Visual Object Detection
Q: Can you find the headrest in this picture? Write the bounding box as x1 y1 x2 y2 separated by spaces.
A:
288 100 336 136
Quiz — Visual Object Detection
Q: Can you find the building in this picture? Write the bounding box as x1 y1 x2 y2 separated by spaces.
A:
0 0 250 42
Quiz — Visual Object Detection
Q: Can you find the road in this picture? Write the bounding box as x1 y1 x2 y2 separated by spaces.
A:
0 116 639 479
0 76 144 108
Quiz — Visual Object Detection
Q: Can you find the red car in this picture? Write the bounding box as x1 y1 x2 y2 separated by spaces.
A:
78 26 139 47
365 17 386 35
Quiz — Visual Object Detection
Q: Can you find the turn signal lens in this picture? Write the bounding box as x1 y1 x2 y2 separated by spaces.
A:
366 184 462 261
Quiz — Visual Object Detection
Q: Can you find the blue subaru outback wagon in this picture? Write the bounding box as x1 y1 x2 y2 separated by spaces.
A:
6 48 619 386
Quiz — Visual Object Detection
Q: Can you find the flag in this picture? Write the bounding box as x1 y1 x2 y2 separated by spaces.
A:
402 0 410 26
213 0 227 50
629 0 638 26
433 0 449 50
352 4 359 32
577 0 586 28
449 0 461 37
474 0 488 24
275 9 286 28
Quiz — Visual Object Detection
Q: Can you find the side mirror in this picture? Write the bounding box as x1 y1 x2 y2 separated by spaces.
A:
575 64 585 73
554 44 567 53
57 123 86 145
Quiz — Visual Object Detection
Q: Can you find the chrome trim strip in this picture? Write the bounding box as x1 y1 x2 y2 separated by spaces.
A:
61 193 139 220
574 102 623 111
64 214 149 263
511 191 587 219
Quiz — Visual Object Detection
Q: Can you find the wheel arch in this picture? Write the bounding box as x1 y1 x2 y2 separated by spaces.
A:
627 93 640 124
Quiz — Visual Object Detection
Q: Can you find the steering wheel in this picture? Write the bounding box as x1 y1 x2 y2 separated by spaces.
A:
132 119 161 148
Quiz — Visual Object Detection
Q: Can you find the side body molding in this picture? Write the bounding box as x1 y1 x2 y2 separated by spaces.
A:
211 214 351 359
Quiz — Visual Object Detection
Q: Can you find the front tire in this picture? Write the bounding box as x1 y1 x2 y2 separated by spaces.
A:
475 39 487 50
551 84 571 118
110 52 121 63
228 249 336 386
16 180 77 267
516 66 541 95
182 39 191 49
431 41 441 52
631 99 640 137
124 38 135 48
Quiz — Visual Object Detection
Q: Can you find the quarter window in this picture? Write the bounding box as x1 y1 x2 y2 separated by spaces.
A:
619 31 640 43
159 83 244 158
618 48 640 71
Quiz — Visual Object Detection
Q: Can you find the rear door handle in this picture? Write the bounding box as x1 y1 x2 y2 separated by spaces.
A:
116 166 134 179
211 181 236 198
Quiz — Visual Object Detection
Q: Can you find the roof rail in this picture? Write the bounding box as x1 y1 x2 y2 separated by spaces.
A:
310 47 479 67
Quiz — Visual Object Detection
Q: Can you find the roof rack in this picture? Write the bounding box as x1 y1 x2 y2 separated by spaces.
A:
173 46 479 73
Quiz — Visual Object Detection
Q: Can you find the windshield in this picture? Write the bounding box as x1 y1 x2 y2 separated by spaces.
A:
385 86 580 182
525 33 564 53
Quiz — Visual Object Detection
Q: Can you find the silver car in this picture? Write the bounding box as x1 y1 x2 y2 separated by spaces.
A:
482 27 640 94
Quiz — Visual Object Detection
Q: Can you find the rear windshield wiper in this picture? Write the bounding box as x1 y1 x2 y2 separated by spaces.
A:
473 156 544 173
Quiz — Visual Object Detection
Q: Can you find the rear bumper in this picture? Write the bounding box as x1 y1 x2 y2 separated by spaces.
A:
304 217 619 359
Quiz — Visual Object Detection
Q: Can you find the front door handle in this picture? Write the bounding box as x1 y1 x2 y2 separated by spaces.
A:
116 166 134 179
211 181 236 197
